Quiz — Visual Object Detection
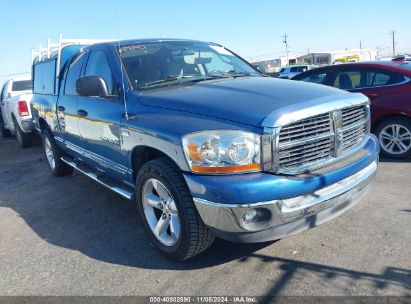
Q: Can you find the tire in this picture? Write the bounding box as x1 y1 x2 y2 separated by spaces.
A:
13 117 33 148
375 117 411 159
0 124 11 138
136 157 214 261
43 129 73 176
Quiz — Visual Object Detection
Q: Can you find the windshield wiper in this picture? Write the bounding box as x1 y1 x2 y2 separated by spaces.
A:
208 70 253 78
141 70 257 88
142 74 235 88
143 75 197 87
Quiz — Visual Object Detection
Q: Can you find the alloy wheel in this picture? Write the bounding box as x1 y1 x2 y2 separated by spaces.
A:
379 124 411 155
44 137 56 169
142 178 181 246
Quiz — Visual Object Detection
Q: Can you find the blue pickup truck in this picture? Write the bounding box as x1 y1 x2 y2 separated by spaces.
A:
31 38 379 260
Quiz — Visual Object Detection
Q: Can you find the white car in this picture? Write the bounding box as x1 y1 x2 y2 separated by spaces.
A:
278 65 314 79
0 76 35 147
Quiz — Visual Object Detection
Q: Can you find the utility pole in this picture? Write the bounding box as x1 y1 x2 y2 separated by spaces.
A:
390 30 396 57
360 40 362 49
282 33 289 65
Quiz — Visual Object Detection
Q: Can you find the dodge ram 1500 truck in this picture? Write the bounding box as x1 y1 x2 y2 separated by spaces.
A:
0 76 35 147
31 38 379 260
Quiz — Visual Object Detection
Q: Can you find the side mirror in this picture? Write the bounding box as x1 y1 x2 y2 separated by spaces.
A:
76 75 108 98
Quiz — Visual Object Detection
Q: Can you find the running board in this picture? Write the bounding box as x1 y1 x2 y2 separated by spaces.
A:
61 156 134 200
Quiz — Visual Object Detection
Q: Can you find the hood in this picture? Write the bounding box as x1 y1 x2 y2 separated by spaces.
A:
138 77 354 128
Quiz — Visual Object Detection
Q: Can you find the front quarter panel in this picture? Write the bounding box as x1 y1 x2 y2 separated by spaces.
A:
121 99 262 173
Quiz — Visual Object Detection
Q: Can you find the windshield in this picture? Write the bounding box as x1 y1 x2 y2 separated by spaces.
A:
117 41 260 90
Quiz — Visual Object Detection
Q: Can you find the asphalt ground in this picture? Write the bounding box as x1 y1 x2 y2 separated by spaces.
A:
0 136 410 297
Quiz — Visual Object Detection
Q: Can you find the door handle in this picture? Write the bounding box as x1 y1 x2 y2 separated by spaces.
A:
57 106 65 112
77 110 88 117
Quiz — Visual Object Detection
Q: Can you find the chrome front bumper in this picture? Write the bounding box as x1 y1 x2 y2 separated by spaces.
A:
193 160 378 243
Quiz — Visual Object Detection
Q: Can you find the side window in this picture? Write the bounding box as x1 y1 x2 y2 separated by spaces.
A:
12 80 32 92
300 72 327 84
33 60 56 95
290 67 299 73
368 72 391 87
84 51 118 96
333 69 403 89
333 70 361 90
388 73 406 85
64 53 86 95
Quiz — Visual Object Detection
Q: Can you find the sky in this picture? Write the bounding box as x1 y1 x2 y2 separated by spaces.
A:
1 0 411 86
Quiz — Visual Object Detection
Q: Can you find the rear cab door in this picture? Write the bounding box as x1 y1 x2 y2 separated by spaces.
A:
56 51 87 154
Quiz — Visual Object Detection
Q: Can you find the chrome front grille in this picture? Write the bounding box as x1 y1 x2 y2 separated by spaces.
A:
342 105 366 127
276 104 369 173
279 113 332 143
278 113 332 169
341 106 367 151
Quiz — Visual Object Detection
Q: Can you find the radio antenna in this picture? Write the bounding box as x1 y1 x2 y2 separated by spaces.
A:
116 9 129 120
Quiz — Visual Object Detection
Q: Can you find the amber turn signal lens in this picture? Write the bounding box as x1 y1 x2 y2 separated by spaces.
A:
187 142 201 161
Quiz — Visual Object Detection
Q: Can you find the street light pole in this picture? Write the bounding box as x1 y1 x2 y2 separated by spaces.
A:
282 34 289 65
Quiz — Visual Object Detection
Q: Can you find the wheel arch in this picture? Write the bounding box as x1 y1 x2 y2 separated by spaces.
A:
38 117 48 133
130 145 182 184
10 112 19 130
372 113 411 133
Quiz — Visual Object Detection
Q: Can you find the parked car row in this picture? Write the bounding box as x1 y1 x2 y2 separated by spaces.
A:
292 61 411 158
1 37 380 261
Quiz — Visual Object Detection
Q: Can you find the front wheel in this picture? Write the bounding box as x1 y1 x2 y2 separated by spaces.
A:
136 157 214 261
375 117 411 159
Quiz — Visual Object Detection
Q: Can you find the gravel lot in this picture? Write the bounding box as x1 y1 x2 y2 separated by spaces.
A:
0 137 410 296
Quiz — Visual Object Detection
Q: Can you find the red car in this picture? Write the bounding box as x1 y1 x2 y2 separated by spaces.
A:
292 61 411 158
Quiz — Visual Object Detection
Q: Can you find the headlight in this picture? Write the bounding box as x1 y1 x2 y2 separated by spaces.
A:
182 130 261 173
